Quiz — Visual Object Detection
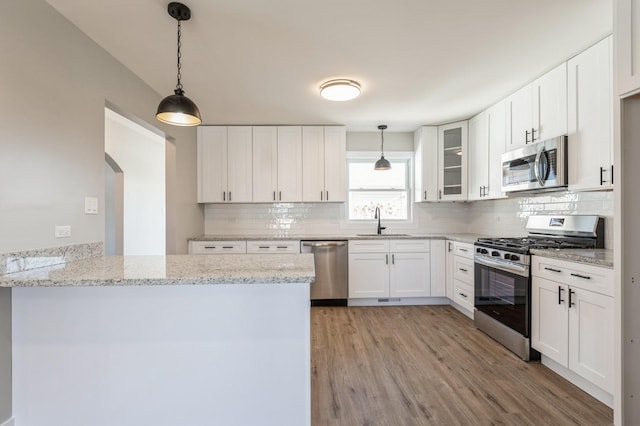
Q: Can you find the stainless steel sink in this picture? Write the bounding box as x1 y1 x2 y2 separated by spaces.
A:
356 233 411 237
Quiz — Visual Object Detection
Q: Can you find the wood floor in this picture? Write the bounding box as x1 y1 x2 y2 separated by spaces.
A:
311 305 613 426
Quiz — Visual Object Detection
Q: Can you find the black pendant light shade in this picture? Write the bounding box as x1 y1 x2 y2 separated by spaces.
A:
374 125 391 170
156 89 201 126
156 2 202 126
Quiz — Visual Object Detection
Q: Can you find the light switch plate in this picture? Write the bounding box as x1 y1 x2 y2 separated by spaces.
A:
55 225 71 238
85 197 98 214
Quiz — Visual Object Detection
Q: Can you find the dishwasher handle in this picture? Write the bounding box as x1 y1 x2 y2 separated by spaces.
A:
301 241 347 248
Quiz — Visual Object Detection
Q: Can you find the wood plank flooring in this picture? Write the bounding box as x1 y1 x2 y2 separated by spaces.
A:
311 305 613 426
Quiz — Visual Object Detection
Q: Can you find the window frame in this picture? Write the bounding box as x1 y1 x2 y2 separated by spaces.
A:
346 151 414 222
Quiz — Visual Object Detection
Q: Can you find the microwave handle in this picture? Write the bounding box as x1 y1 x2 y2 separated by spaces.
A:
534 148 547 187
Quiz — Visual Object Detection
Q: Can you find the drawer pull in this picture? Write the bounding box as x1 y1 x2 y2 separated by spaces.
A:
204 246 217 249
458 292 468 298
276 246 288 249
459 248 468 252
570 273 591 280
222 246 234 249
459 268 468 272
259 246 270 249
545 267 562 273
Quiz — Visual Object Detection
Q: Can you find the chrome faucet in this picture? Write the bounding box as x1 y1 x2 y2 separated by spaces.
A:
374 207 386 235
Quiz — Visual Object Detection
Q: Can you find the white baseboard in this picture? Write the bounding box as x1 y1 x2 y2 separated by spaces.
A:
348 297 449 307
1 417 15 426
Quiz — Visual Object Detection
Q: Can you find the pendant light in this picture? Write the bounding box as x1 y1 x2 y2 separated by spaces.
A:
374 125 391 170
156 2 202 126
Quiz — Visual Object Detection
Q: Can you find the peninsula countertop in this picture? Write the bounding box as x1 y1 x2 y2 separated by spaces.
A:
0 254 316 287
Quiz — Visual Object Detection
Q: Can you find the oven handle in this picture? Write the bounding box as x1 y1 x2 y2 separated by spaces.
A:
474 255 529 277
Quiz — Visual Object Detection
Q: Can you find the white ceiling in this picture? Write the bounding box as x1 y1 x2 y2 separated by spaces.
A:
45 0 612 132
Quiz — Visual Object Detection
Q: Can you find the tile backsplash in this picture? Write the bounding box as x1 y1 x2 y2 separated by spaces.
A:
203 189 613 248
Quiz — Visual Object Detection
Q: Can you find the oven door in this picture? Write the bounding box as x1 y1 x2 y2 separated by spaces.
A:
474 256 530 337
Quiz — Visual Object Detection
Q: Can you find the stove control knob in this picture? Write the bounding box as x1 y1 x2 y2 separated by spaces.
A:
479 248 488 255
491 251 500 257
508 254 520 262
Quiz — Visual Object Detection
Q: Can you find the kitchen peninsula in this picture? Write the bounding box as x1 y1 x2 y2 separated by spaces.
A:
0 249 315 426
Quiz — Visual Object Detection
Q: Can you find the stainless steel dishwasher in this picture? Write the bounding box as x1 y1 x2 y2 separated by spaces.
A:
300 240 348 306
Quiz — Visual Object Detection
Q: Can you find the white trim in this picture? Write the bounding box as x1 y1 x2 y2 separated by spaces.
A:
348 297 449 307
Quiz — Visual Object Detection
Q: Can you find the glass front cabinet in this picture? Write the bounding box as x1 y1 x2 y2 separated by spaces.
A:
438 121 468 201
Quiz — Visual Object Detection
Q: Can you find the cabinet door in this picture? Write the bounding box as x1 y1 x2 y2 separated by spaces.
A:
252 127 278 202
467 112 488 201
615 0 640 96
531 277 569 367
197 126 227 203
430 240 446 297
323 126 346 202
277 126 303 202
506 84 533 149
569 287 614 394
568 37 614 191
438 121 468 201
348 253 389 298
226 127 253 202
390 252 430 298
302 126 325 202
445 241 455 300
414 126 439 202
487 100 506 199
533 63 568 141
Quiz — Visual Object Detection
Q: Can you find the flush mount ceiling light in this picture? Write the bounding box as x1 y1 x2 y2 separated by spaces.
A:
319 79 361 101
374 125 391 170
156 2 202 126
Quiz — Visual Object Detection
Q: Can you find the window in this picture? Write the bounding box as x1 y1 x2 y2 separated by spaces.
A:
348 158 411 220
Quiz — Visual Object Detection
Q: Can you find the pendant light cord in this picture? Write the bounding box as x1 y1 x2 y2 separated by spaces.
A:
176 19 183 93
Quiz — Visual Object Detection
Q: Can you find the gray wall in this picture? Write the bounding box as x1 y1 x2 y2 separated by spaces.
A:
0 0 204 421
0 0 203 255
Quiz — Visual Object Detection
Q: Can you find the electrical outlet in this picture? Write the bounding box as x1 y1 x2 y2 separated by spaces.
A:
55 225 71 238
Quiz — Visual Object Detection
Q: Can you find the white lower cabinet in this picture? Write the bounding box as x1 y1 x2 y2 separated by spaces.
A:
188 240 247 254
348 239 445 302
447 241 475 317
531 256 614 395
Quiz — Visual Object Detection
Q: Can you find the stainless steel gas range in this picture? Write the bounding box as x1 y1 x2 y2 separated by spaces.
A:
473 215 604 361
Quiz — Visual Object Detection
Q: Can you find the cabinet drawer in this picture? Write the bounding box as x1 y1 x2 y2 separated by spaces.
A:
189 241 247 254
454 242 474 260
246 240 299 254
531 256 613 297
349 239 390 253
389 239 430 253
453 279 474 311
453 257 475 284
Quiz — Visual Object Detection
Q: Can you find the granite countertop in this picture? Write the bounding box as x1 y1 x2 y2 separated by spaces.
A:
189 233 487 244
530 248 613 268
0 254 316 288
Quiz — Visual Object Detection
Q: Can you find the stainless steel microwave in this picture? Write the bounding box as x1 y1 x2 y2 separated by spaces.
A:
501 136 568 193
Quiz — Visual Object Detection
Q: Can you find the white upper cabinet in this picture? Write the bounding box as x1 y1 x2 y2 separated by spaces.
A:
414 126 439 202
506 84 533 150
252 126 303 202
568 36 614 191
225 127 254 202
252 127 278 202
438 121 468 201
506 63 567 150
532 62 568 141
615 0 640 96
276 126 303 202
467 111 488 201
302 126 346 202
486 100 507 199
197 126 252 203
